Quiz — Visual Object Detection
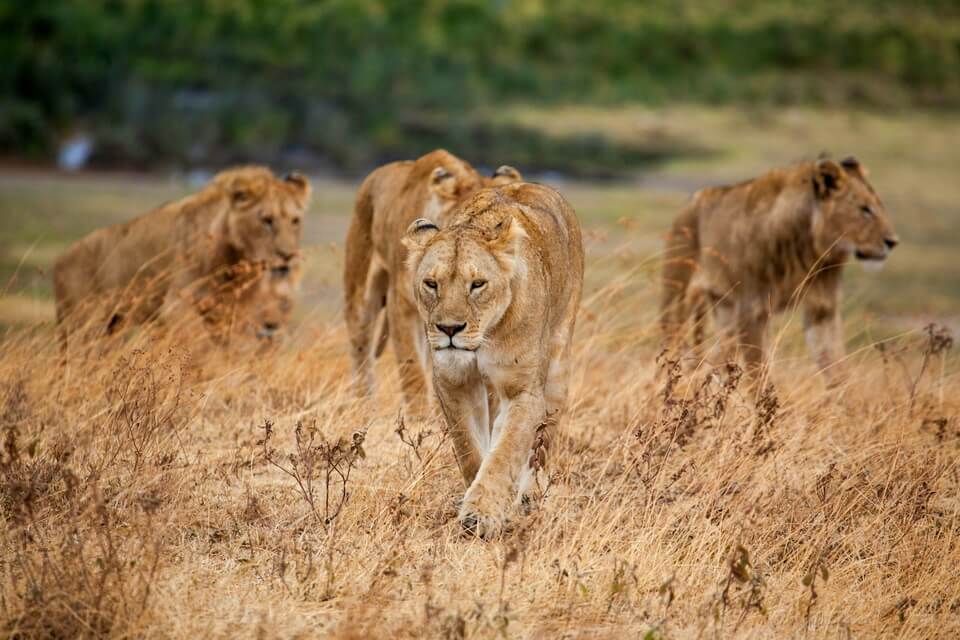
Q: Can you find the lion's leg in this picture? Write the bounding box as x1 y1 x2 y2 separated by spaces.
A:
536 317 577 483
513 336 574 503
544 342 571 424
690 286 710 364
346 258 389 396
711 298 739 367
739 311 770 388
387 288 431 418
433 357 488 487
459 387 546 538
803 295 843 386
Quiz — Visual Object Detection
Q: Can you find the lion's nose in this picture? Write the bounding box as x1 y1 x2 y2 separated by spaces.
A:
257 322 279 340
884 236 899 250
436 323 466 338
277 249 295 262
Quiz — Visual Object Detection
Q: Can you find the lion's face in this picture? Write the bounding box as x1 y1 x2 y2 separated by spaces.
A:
201 260 300 345
812 157 898 268
403 218 524 353
219 170 312 266
249 262 300 341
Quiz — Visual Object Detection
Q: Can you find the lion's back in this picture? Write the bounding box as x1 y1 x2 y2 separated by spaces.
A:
687 163 820 298
505 182 583 278
52 186 219 321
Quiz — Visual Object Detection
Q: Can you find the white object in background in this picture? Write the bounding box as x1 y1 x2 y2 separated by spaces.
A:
58 134 93 172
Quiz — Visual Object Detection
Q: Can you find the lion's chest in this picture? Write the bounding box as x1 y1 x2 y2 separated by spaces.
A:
477 351 530 400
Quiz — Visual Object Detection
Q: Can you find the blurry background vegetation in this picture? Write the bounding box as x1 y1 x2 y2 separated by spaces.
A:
3 0 960 176
1 0 958 333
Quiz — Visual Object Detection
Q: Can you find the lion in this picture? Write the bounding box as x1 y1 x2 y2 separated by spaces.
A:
661 156 898 381
53 166 311 348
248 262 301 342
343 149 522 415
403 182 584 538
199 260 302 345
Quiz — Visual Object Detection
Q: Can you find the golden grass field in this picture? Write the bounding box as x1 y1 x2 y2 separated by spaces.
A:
1 106 959 638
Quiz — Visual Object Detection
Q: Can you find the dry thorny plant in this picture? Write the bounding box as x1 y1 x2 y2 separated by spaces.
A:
876 322 954 412
259 418 367 529
713 544 767 634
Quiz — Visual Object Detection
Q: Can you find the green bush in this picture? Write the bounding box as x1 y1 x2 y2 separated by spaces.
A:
1 0 958 174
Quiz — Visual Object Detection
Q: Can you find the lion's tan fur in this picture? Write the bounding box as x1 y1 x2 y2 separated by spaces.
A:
343 149 522 413
53 166 311 345
661 157 898 379
403 183 584 537
200 260 302 345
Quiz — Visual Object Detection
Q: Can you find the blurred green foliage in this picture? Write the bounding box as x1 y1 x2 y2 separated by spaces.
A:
2 0 959 174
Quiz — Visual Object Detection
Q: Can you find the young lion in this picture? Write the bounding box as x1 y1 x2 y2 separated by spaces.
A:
403 183 584 538
53 166 311 346
661 156 898 380
343 149 522 414
198 260 302 345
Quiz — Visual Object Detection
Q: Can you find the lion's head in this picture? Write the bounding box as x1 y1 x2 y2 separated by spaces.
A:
402 213 526 353
417 153 524 224
201 260 301 344
811 157 898 269
213 167 312 266
248 261 301 341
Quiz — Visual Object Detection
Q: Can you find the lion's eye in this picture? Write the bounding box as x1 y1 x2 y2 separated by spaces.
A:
423 279 438 290
861 206 874 219
292 217 301 226
470 280 487 291
262 216 274 229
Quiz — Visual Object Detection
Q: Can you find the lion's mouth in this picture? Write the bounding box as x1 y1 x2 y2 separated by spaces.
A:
855 248 887 262
435 345 478 352
854 248 888 273
257 323 280 340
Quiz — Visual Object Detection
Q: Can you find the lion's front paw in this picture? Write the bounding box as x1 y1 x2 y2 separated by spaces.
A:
458 490 510 539
458 510 504 539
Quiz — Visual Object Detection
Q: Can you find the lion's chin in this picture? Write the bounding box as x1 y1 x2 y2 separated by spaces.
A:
432 348 477 378
856 257 886 273
853 247 888 273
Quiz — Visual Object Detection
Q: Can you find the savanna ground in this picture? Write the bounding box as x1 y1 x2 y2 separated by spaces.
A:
1 106 959 638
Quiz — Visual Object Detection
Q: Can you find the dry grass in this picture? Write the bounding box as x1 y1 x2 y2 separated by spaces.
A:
1 238 958 638
1 106 959 637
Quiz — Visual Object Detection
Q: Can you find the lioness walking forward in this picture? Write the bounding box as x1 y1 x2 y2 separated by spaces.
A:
403 182 584 538
661 156 898 381
343 149 521 415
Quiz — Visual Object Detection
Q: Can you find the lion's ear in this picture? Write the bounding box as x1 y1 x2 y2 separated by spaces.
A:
486 215 527 271
402 218 440 270
284 172 312 207
813 159 847 199
227 178 258 208
840 156 868 179
429 166 458 199
492 165 523 185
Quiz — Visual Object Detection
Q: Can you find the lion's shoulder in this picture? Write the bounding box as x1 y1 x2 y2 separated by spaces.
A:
691 162 817 219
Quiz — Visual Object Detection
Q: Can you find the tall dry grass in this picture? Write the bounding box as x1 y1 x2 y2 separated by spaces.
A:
1 243 958 639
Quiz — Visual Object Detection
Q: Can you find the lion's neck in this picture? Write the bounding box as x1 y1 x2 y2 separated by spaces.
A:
751 190 843 303
203 205 241 273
